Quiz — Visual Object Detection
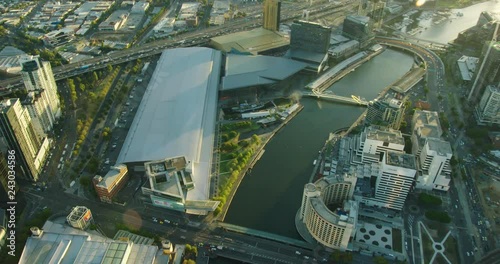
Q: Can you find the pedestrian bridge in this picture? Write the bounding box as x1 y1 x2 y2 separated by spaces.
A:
302 91 369 106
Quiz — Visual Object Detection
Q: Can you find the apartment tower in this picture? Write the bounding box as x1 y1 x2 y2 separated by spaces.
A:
0 99 50 181
19 55 61 133
263 0 281 31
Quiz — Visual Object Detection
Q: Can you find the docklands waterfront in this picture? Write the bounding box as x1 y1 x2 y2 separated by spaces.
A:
224 49 415 239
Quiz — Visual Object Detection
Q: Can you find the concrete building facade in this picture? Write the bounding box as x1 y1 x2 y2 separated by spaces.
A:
0 99 50 181
19 55 61 132
352 126 405 164
372 152 416 211
411 110 442 156
469 41 500 102
263 0 281 31
416 138 452 191
365 97 405 130
299 174 358 251
475 84 500 125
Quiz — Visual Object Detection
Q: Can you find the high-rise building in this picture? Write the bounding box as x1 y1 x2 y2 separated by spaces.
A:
475 84 500 125
365 97 405 130
263 0 281 31
342 15 374 42
298 174 358 250
411 110 443 155
21 91 52 138
290 20 331 53
0 153 14 204
287 20 331 72
416 138 452 191
0 99 50 181
352 126 405 164
373 151 416 211
19 55 61 132
468 40 500 102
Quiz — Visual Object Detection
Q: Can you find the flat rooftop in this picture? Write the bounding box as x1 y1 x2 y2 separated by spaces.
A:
385 152 416 169
210 27 289 54
222 54 307 90
97 164 127 189
456 55 478 81
412 110 442 137
117 47 221 203
365 126 404 145
19 220 158 264
426 138 452 156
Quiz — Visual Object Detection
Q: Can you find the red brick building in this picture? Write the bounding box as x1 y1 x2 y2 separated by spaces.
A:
93 164 129 203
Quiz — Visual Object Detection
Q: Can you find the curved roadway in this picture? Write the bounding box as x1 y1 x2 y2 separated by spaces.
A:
376 37 479 264
0 0 356 90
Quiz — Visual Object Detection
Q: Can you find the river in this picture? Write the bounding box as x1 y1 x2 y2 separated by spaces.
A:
224 49 414 238
224 0 498 240
413 0 500 43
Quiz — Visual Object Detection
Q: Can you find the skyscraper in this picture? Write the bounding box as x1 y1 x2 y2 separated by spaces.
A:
468 39 500 102
263 0 281 31
475 84 500 125
19 55 61 133
373 151 416 210
416 138 452 191
0 99 50 181
342 15 374 42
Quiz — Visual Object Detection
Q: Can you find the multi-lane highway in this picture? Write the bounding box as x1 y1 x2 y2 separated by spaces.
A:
0 0 357 90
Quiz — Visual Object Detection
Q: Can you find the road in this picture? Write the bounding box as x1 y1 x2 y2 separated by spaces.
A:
376 37 488 264
21 182 327 264
0 0 357 90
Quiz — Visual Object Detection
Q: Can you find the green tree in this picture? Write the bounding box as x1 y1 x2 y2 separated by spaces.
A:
92 72 99 84
79 176 91 186
418 193 442 206
373 256 389 264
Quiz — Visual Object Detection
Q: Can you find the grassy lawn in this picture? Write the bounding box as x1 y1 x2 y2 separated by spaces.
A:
426 221 449 240
433 253 448 264
392 228 402 253
443 236 460 264
422 228 435 264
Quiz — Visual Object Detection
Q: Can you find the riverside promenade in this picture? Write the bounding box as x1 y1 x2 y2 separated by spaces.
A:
218 104 304 221
307 48 385 93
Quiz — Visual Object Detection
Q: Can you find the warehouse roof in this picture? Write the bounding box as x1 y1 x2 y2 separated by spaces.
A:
210 27 289 54
222 54 308 90
117 47 221 203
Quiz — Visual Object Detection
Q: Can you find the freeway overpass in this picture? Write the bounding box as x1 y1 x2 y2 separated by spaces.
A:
0 0 355 90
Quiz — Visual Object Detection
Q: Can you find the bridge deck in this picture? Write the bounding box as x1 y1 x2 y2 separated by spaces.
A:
218 222 313 249
303 92 368 106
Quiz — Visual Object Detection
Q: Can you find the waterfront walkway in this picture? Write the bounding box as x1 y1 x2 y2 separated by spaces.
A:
302 91 369 106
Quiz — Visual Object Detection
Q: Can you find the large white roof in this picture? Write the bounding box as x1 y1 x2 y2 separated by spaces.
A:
117 47 221 202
